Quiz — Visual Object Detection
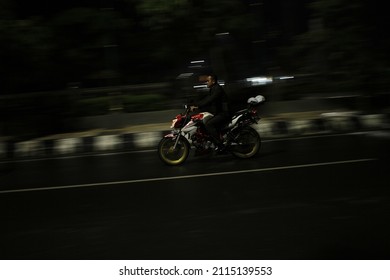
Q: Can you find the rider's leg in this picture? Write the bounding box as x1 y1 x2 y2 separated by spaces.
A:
204 114 227 147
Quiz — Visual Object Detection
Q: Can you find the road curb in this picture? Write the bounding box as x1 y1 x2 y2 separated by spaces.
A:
1 112 389 159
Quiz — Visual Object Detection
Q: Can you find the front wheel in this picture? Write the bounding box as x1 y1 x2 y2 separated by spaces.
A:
230 127 261 158
158 136 190 165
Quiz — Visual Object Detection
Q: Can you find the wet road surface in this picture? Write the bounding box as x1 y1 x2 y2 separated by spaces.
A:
1 131 390 259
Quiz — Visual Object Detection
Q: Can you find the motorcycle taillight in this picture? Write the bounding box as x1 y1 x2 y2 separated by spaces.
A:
251 108 260 120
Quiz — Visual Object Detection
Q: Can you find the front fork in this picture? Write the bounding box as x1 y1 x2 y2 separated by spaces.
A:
168 129 185 150
173 132 181 149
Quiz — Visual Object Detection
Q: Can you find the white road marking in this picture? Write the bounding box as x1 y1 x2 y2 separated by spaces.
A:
0 158 377 194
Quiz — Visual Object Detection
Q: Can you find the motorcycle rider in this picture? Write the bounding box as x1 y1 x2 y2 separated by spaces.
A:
190 74 231 151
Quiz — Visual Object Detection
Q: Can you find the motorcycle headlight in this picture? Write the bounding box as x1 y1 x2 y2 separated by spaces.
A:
171 119 178 128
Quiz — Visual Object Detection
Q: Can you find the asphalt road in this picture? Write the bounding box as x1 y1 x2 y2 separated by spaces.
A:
1 131 390 260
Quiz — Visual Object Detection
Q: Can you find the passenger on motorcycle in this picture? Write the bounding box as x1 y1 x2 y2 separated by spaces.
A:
190 74 231 151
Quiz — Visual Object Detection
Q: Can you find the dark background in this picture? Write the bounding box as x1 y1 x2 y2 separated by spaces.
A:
1 0 389 138
1 0 389 92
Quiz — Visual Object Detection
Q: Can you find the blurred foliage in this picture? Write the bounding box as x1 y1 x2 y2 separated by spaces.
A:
277 0 390 94
0 91 168 138
1 0 389 95
122 93 167 112
0 0 260 137
0 0 258 94
1 0 390 138
0 91 76 138
72 93 168 116
73 96 111 117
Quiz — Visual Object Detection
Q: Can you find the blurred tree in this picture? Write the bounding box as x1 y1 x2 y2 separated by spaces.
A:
0 0 262 93
278 0 389 93
0 0 14 19
50 7 132 87
0 17 55 93
131 0 259 80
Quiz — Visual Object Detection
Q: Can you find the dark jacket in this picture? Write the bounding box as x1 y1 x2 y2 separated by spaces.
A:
197 83 230 116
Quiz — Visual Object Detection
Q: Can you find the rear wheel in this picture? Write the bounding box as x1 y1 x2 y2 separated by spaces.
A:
230 127 261 158
158 136 190 165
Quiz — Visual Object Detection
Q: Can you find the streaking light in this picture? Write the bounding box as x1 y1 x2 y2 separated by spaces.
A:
190 60 205 64
176 73 194 79
246 77 273 86
278 76 295 80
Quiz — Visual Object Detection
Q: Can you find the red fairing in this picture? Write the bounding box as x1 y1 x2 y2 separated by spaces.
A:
191 113 204 121
171 114 184 128
176 114 183 119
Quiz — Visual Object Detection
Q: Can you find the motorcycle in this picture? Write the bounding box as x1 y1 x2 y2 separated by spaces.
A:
157 95 265 165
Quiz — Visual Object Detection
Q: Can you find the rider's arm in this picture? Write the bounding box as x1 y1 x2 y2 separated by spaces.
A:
190 105 198 112
197 86 222 109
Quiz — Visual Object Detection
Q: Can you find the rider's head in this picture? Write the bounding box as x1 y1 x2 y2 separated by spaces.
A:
206 74 218 88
